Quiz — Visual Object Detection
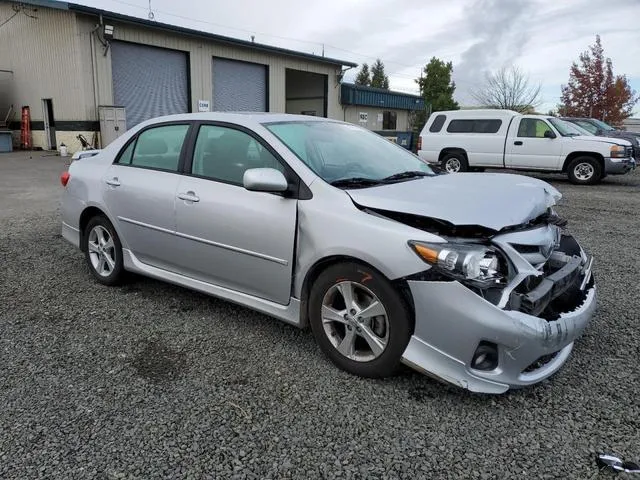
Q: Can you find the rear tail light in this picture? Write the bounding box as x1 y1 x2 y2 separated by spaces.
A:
417 136 422 151
60 171 71 187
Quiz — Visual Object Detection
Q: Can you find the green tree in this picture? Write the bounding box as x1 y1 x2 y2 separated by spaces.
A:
370 58 390 89
355 63 371 86
413 57 459 130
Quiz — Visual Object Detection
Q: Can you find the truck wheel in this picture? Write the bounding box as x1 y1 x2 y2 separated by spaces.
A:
567 156 602 185
441 152 468 173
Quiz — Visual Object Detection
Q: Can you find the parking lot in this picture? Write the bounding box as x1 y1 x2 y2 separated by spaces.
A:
1 150 638 479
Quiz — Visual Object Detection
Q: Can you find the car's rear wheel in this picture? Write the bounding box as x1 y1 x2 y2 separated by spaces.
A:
441 152 468 173
308 262 412 378
567 156 602 185
84 215 126 286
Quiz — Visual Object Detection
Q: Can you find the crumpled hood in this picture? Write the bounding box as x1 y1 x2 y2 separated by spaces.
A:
346 173 562 231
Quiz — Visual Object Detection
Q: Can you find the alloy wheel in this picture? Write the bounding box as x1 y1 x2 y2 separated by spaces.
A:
87 225 117 277
321 281 390 362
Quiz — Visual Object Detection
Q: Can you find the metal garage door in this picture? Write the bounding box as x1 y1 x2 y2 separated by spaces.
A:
111 41 189 129
212 58 267 112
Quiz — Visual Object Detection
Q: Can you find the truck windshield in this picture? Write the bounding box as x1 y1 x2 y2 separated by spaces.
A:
591 119 616 131
263 121 434 186
548 118 583 137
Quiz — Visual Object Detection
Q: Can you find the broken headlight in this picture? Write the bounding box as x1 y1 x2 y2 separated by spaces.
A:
408 240 506 286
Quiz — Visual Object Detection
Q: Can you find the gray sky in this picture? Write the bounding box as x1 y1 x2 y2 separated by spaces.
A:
79 0 640 115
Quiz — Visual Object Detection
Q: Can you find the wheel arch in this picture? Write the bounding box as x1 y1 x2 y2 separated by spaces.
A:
562 152 604 172
78 205 117 252
297 255 415 331
438 147 468 163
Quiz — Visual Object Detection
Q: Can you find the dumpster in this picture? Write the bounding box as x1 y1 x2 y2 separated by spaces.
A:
395 131 413 150
0 130 12 153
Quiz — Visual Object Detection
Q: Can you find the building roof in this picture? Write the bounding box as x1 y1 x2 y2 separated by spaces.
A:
18 0 358 68
340 83 425 111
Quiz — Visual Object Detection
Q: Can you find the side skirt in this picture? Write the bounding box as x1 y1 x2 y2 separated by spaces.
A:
122 249 302 328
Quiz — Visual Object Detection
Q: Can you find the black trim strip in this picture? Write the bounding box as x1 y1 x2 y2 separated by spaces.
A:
8 121 100 131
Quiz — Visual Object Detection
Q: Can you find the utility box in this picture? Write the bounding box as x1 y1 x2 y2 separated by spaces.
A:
98 106 127 147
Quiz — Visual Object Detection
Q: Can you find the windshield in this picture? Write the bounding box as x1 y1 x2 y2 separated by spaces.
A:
569 122 594 136
264 121 434 185
572 120 598 134
548 118 584 136
591 118 616 131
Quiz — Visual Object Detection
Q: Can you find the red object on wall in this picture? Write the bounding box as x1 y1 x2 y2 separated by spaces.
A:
20 106 31 150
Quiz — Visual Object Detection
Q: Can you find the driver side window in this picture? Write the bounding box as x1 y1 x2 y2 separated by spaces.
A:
191 125 285 185
518 119 552 138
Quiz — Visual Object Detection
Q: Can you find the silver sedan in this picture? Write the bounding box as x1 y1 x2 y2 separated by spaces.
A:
60 113 596 393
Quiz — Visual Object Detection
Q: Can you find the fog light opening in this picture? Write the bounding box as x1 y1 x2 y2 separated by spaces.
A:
471 341 499 371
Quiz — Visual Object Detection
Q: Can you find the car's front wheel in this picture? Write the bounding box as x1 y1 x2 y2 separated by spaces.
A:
567 156 602 185
84 215 126 286
308 262 412 378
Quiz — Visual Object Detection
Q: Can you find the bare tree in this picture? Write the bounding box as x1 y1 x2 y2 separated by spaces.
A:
471 66 542 113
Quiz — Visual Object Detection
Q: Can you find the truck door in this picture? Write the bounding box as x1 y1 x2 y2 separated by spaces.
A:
505 117 564 170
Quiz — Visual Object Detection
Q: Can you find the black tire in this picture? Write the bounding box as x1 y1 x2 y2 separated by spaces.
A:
441 152 469 173
83 215 126 286
566 156 602 185
308 262 412 378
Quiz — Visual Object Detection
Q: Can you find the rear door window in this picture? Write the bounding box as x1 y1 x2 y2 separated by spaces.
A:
129 124 190 171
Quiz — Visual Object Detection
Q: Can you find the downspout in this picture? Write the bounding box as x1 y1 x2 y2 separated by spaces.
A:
89 19 102 147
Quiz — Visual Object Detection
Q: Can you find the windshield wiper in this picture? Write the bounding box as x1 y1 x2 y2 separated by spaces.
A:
330 177 383 188
381 171 432 183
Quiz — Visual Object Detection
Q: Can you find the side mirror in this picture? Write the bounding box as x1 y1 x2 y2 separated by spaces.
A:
243 167 288 193
543 130 556 139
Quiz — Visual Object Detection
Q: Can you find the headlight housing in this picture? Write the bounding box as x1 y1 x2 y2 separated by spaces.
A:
610 145 627 158
408 241 506 286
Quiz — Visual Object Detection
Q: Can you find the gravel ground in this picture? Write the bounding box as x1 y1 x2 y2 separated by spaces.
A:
1 153 639 479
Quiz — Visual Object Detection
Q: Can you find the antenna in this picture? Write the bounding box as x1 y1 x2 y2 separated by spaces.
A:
148 0 155 20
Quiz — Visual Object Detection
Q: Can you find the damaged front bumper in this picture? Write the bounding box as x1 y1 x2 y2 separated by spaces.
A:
400 236 596 394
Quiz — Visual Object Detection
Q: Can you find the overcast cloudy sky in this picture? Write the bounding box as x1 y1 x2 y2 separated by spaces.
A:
79 0 640 115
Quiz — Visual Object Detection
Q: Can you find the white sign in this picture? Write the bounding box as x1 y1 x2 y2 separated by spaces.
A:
377 113 383 123
198 100 210 112
358 112 368 123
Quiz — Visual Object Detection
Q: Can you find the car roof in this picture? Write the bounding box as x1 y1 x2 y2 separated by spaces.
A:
136 112 340 128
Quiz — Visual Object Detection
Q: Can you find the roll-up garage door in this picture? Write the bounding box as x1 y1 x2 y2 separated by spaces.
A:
111 41 189 129
212 58 267 112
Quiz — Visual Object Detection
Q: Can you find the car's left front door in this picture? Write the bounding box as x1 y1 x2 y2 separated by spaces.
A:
173 123 298 305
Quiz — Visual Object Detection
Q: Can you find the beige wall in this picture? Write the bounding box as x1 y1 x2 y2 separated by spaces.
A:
76 14 343 119
343 106 410 131
0 4 88 122
0 4 347 152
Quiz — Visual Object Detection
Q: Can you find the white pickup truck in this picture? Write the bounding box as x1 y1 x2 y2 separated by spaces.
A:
417 109 636 185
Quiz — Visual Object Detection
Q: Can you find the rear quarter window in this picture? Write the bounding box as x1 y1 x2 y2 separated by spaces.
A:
429 114 447 133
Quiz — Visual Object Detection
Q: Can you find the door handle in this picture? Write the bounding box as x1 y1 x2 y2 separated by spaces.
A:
177 191 200 203
105 177 120 187
514 141 523 146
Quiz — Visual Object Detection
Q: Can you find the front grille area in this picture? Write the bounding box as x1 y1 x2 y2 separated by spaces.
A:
625 146 633 158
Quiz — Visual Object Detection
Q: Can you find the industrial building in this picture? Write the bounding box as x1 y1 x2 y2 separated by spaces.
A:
0 0 425 153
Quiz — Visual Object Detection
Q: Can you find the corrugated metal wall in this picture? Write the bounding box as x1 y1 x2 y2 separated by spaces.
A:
0 3 89 122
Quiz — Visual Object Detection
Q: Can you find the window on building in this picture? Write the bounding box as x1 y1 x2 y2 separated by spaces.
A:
123 124 190 171
517 119 553 138
446 119 502 133
383 111 397 130
191 125 285 185
429 114 446 132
